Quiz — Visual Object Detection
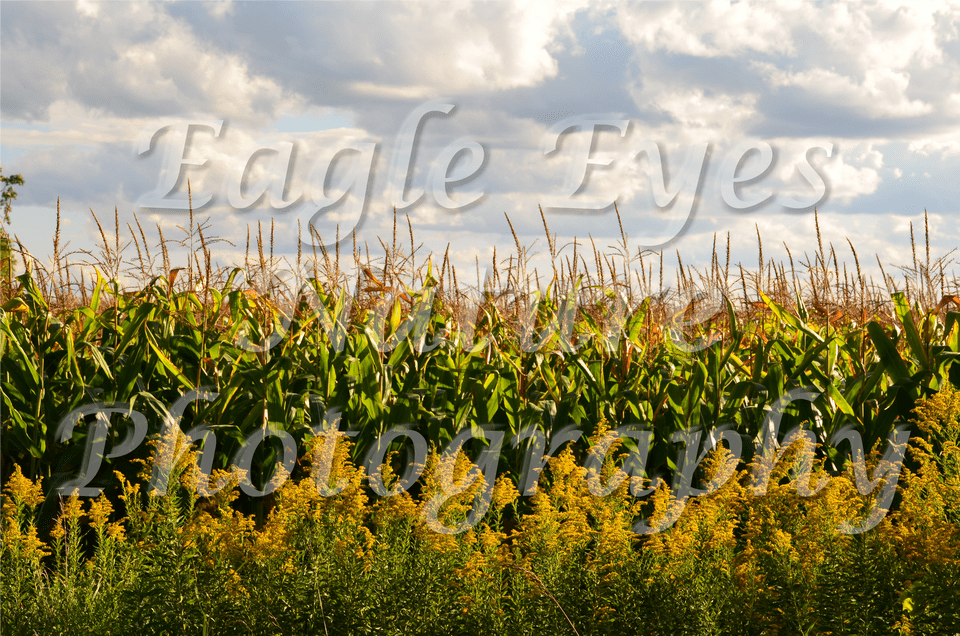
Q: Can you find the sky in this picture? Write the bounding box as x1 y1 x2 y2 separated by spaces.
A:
2 0 960 296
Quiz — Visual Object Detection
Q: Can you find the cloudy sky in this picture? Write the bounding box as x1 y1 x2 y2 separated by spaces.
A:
2 0 959 294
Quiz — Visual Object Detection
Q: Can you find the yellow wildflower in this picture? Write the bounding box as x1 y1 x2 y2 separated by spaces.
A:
106 521 126 541
2 465 45 518
21 524 51 562
87 493 114 530
492 474 519 513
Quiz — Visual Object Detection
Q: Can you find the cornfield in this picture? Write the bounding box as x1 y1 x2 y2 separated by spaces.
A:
1 204 959 634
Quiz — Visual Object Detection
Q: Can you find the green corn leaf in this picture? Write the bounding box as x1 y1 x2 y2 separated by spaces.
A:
114 340 146 400
90 267 106 313
717 295 741 371
786 339 831 383
144 329 195 391
680 361 707 428
760 291 824 344
867 321 909 383
483 373 500 422
0 321 39 389
825 380 861 425
387 336 411 370
795 290 809 323
627 297 651 343
945 310 959 351
891 292 929 369
113 303 153 355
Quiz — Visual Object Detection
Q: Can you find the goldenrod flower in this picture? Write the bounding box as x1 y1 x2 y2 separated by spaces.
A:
87 493 114 530
2 464 45 517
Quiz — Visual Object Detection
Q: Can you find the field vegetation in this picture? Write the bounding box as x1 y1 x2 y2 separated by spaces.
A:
1 200 959 634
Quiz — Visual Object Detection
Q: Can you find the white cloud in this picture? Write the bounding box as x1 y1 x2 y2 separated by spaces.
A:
819 146 883 205
908 135 960 158
1 2 303 123
618 0 953 125
4 0 960 283
76 0 99 18
761 66 933 118
618 0 798 58
330 1 569 94
817 1 946 72
637 85 758 137
207 1 234 20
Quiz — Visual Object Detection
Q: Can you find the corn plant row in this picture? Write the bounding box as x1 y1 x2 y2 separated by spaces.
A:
2 215 959 530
